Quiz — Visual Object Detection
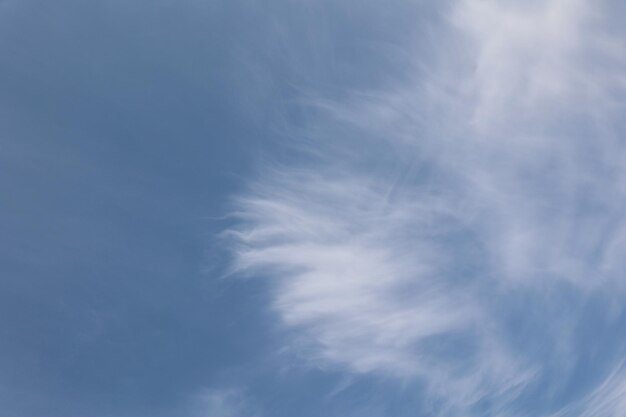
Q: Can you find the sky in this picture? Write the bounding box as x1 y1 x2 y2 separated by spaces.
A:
2 0 626 416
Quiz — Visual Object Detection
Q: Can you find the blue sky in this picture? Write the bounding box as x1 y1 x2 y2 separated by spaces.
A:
2 1 626 416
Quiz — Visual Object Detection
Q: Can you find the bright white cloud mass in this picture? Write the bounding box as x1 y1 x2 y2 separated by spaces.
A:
228 0 626 415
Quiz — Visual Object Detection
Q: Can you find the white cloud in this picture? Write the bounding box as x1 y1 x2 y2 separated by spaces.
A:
227 0 626 415
551 362 626 417
230 169 536 411
453 0 587 128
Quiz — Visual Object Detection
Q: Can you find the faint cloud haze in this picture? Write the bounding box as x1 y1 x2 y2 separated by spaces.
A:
187 388 260 417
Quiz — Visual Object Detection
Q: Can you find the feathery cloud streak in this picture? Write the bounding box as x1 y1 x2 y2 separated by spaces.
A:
227 1 626 415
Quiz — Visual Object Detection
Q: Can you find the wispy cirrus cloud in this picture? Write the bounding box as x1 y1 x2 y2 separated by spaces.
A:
550 361 626 417
227 0 626 415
